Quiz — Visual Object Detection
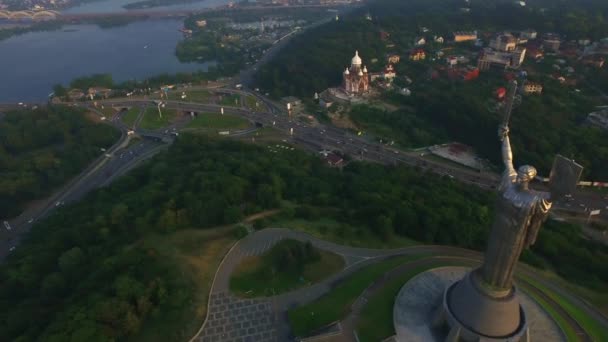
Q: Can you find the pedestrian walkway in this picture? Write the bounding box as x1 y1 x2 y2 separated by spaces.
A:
198 292 277 342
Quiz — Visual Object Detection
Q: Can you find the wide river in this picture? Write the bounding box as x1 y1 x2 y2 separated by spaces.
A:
0 0 230 103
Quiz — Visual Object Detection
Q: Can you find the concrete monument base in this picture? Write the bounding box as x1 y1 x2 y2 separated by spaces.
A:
393 267 564 342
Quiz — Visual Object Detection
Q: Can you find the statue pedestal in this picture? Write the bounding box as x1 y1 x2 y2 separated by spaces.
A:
392 267 564 342
440 269 529 341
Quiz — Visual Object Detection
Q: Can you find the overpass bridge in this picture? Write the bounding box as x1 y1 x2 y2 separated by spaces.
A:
0 10 60 20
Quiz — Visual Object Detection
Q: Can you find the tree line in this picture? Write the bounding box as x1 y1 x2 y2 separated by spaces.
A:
0 106 119 219
1 133 606 340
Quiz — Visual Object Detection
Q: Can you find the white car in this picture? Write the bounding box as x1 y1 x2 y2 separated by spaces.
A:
9 246 15 252
3 221 11 230
27 218 34 224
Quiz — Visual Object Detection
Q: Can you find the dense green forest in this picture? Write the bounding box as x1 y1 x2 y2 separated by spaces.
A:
256 0 608 98
1 135 606 340
254 0 608 179
0 106 119 218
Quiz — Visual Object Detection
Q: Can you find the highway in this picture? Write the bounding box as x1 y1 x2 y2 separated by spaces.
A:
3 88 605 261
100 96 608 223
0 106 170 260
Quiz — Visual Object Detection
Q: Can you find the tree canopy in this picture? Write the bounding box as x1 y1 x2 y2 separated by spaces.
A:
0 106 119 218
1 134 606 340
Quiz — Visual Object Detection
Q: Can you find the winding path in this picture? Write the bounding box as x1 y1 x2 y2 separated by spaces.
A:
191 228 607 342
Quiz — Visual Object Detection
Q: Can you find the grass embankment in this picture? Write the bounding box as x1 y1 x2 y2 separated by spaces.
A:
132 227 237 342
271 217 418 249
140 107 177 130
244 96 259 110
122 107 141 128
187 113 250 130
288 254 427 337
99 106 117 118
230 239 344 298
521 275 608 342
236 127 288 143
169 90 213 103
521 287 579 342
219 94 241 106
125 135 142 148
356 262 467 342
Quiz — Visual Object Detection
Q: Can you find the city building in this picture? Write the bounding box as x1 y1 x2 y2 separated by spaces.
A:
370 64 397 83
447 66 480 81
477 47 526 71
543 34 561 52
586 108 608 130
434 35 445 44
578 38 591 46
383 64 396 80
523 82 543 94
489 33 517 52
196 20 207 28
452 31 478 42
87 87 112 99
447 56 458 67
68 89 85 100
446 55 470 67
526 47 544 59
324 152 344 167
387 54 401 64
343 50 370 95
520 29 537 40
415 37 426 46
410 49 426 61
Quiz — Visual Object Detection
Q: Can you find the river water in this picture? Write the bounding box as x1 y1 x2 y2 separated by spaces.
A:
0 0 231 103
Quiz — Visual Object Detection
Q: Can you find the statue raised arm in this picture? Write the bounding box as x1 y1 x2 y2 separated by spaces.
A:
498 124 515 178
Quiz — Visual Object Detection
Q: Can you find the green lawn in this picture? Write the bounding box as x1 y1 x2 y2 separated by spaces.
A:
288 254 428 337
244 95 259 111
186 113 250 130
132 227 237 342
230 239 344 298
140 107 177 130
520 275 608 342
521 287 579 342
169 89 213 103
98 105 117 118
121 107 140 128
356 261 467 342
218 94 241 106
271 217 419 249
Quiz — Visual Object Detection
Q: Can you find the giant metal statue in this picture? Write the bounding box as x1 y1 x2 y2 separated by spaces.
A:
437 80 583 341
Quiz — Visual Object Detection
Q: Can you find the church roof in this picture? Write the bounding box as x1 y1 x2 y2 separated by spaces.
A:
352 50 362 65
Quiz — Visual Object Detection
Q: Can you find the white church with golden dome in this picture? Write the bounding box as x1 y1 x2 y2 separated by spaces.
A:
343 50 370 95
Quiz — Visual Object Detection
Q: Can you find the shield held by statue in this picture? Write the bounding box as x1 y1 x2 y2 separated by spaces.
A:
548 155 584 198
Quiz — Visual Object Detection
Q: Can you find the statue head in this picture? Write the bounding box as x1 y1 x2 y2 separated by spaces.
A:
516 165 537 184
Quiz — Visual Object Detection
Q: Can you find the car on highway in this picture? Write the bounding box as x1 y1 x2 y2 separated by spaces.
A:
3 221 11 230
27 218 34 224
